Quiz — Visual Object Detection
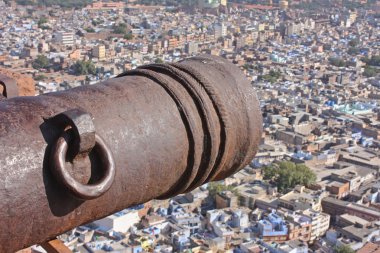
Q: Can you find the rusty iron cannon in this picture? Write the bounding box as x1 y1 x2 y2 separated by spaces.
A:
0 55 262 253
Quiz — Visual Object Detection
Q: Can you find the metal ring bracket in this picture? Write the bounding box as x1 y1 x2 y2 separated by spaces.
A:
50 132 116 200
50 109 96 154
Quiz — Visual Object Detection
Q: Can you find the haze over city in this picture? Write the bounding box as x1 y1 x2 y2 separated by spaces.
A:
1 0 380 253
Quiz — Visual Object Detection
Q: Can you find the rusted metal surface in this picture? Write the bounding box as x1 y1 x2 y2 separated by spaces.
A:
0 55 262 253
0 73 18 98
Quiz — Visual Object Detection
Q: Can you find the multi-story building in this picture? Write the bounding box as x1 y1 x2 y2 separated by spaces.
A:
279 0 288 10
302 209 330 242
284 211 312 242
171 229 191 251
214 23 227 38
325 181 350 199
171 213 201 235
288 220 312 242
38 42 49 53
279 186 328 211
22 47 38 58
216 191 238 209
87 1 125 10
230 209 250 229
262 240 308 253
236 181 277 210
93 45 106 59
185 41 199 55
322 197 380 222
198 0 220 9
69 49 81 60
93 209 140 233
330 171 362 192
54 31 75 46
275 130 308 146
258 211 288 242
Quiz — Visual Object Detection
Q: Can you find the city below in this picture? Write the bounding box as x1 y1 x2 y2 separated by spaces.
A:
2 0 380 252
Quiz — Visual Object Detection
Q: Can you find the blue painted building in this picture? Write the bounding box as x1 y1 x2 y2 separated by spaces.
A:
258 211 288 242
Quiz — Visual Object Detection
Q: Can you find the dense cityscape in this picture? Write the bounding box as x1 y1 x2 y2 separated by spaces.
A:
3 0 380 252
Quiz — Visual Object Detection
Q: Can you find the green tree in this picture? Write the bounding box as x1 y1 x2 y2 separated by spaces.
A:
113 23 128 34
155 58 164 64
243 63 252 70
347 47 359 56
263 165 277 180
34 74 47 81
38 17 48 28
348 39 359 48
260 70 282 83
71 60 96 76
208 182 236 197
32 55 49 70
329 57 347 67
263 161 316 193
85 27 95 33
363 66 379 78
323 44 332 51
363 55 380 66
123 33 133 40
334 245 355 253
16 0 34 5
92 20 102 26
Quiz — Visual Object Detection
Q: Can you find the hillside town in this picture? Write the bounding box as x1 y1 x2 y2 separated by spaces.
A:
3 0 380 252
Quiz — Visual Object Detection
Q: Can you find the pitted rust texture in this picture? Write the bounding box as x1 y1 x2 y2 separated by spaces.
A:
0 55 262 253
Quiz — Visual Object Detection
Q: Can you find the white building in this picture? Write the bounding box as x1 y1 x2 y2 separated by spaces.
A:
302 209 330 242
214 23 227 38
93 209 140 233
198 0 220 9
55 31 75 46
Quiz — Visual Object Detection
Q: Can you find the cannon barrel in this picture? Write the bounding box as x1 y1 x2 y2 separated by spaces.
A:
0 55 262 253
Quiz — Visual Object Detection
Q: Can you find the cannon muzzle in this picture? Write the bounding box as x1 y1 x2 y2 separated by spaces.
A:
0 55 262 252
